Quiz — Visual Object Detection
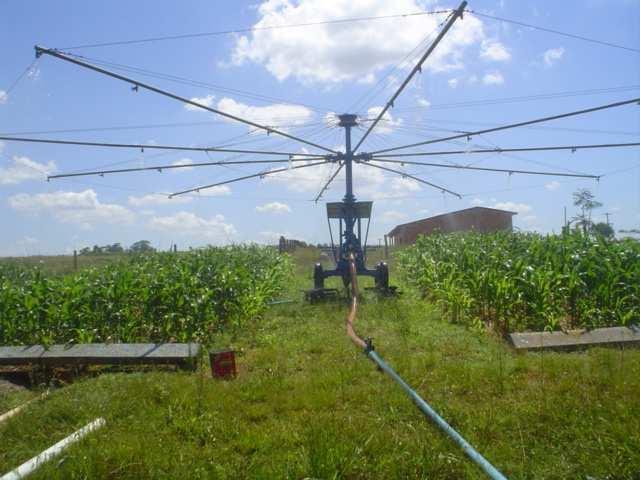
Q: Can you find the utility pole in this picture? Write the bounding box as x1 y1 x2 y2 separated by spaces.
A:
605 212 612 226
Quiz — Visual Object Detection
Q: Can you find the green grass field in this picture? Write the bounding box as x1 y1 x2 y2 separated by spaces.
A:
1 248 639 479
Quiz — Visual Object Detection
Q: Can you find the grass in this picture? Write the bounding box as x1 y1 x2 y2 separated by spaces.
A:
0 248 639 479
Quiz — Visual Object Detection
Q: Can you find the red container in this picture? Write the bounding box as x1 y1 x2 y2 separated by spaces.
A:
210 350 236 379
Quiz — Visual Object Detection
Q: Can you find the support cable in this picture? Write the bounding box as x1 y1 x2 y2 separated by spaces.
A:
34 46 337 154
467 10 640 54
169 160 329 197
353 1 467 153
369 97 640 155
357 160 462 198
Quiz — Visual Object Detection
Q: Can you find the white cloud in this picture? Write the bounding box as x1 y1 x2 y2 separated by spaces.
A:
467 74 478 84
149 211 236 242
216 97 313 129
380 210 409 223
0 156 56 185
545 180 561 191
417 97 431 107
0 90 6 104
171 158 194 171
366 106 402 134
9 189 134 228
543 47 564 67
448 78 459 88
479 40 511 61
184 94 215 111
470 197 485 206
230 0 488 84
491 201 532 214
482 71 504 85
256 201 292 214
522 215 537 224
128 193 193 207
23 236 38 245
391 176 420 192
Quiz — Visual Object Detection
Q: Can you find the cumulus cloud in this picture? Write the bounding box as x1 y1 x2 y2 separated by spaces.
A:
9 189 134 228
0 156 56 185
171 158 195 171
256 201 292 214
417 97 431 107
380 210 409 223
390 176 420 192
479 40 511 61
230 0 489 84
491 201 532 214
184 94 215 111
482 71 504 85
543 47 564 67
0 90 7 104
545 180 561 191
448 78 459 88
128 193 193 207
215 97 314 129
148 211 236 242
366 106 402 134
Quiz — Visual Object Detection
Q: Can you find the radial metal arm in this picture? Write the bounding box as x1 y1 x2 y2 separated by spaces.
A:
369 97 640 155
34 46 338 154
0 135 325 158
169 160 329 197
314 162 344 202
357 160 462 198
48 156 325 180
353 1 467 153
370 141 640 158
369 158 599 179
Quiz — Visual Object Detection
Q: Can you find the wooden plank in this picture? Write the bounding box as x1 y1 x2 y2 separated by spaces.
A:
509 326 640 351
0 343 200 367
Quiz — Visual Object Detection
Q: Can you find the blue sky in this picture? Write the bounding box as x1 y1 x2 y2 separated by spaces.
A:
1 0 639 255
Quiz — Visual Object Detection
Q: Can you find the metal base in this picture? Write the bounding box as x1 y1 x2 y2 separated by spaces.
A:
306 261 398 302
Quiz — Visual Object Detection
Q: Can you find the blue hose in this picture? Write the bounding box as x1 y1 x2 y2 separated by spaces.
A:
366 349 508 480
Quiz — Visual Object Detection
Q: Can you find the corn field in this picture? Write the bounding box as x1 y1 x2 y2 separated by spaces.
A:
0 246 291 346
397 232 640 333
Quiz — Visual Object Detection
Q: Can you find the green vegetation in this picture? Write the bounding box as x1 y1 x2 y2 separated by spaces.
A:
398 231 640 333
1 248 639 479
0 246 291 345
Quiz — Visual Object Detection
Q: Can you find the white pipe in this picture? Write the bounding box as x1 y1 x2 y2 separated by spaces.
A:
0 393 49 426
1 418 105 480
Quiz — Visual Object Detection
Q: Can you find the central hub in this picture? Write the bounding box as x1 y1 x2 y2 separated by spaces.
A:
337 113 358 128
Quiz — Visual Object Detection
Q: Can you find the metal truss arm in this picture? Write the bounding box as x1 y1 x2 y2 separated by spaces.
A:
353 1 467 153
357 160 462 198
370 142 640 158
48 157 325 180
34 46 338 154
369 158 599 179
369 97 640 155
314 162 344 202
0 135 325 158
169 160 329 197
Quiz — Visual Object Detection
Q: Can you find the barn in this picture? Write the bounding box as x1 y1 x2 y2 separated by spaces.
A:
386 206 517 246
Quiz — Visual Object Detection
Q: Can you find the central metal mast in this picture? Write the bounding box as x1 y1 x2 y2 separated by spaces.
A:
338 113 360 265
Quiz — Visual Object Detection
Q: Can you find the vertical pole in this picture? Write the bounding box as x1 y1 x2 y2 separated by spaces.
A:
384 235 388 259
73 250 78 271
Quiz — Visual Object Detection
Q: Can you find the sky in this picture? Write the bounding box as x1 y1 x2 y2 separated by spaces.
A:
1 0 639 255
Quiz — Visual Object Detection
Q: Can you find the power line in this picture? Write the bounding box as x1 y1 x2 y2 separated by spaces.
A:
60 10 453 50
468 10 640 54
369 97 640 155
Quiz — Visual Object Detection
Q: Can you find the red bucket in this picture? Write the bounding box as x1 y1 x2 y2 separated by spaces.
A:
209 350 236 379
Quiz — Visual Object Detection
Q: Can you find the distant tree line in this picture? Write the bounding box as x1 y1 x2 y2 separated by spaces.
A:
79 240 156 255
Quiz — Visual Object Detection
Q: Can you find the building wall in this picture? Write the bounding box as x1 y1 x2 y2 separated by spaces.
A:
389 208 514 245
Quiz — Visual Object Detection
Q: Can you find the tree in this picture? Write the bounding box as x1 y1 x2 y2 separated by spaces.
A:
592 222 614 239
572 188 602 234
129 240 155 253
